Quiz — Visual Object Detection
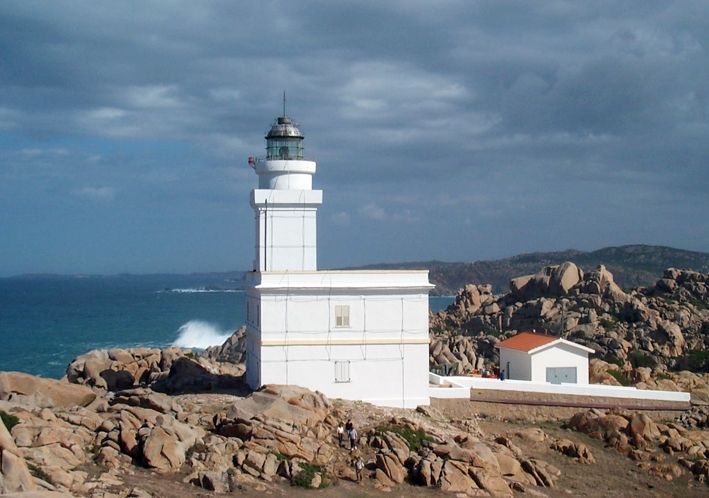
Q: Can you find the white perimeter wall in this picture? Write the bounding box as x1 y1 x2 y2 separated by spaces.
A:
431 375 690 403
530 343 590 384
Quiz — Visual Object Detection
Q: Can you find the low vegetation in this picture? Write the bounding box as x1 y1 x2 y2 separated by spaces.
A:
688 297 708 311
599 316 618 331
628 350 657 369
1 410 19 431
292 462 327 489
377 424 433 452
27 463 53 485
607 369 632 386
679 349 709 372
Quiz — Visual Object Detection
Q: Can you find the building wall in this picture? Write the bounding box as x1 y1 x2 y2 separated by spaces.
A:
245 274 432 408
255 342 429 408
251 189 322 272
530 343 590 384
499 348 532 381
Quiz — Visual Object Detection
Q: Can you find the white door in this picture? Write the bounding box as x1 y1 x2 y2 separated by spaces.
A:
546 367 577 384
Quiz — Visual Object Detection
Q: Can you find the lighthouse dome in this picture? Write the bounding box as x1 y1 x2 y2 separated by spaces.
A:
266 116 303 139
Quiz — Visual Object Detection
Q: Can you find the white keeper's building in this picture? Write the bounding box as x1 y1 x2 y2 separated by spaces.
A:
496 332 594 385
244 112 433 408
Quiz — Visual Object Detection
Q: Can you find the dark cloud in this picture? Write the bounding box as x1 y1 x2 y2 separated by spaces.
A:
1 0 708 275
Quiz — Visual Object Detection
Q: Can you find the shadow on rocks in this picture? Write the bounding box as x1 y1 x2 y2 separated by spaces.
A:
151 356 251 396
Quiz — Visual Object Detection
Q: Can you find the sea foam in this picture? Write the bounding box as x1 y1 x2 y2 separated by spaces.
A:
172 320 231 349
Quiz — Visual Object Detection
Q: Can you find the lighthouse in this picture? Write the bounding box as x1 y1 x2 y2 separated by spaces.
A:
244 107 433 408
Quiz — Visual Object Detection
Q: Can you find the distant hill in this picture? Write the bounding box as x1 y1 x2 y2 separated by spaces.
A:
8 245 708 297
351 245 709 295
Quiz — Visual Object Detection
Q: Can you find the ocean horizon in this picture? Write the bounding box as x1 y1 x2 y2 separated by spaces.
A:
0 275 454 379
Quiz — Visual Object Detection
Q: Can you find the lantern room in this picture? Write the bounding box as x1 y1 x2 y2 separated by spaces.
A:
265 116 304 160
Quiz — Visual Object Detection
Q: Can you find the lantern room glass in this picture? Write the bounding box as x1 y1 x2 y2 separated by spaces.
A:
266 137 303 159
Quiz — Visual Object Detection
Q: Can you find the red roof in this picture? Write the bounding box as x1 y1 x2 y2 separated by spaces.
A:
496 332 558 352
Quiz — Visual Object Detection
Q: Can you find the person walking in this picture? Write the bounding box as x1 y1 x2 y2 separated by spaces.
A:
336 422 344 447
349 426 358 450
354 456 364 482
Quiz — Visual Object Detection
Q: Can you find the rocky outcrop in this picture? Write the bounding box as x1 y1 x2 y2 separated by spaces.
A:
550 438 595 464
1 418 36 493
151 357 244 395
431 265 709 375
429 334 492 375
66 348 183 390
0 372 96 409
510 262 585 301
566 408 709 482
211 385 335 481
204 325 246 363
66 347 245 394
3 359 706 496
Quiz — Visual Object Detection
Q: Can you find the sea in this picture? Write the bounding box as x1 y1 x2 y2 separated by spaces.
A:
0 275 454 379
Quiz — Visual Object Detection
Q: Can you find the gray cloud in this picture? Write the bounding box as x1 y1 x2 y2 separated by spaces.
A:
1 0 708 275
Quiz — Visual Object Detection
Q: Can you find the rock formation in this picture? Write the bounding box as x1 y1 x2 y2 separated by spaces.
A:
1 415 36 493
566 408 709 482
3 335 578 498
430 265 709 378
66 345 245 394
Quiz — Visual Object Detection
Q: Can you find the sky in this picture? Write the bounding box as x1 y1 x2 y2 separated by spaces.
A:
1 1 708 276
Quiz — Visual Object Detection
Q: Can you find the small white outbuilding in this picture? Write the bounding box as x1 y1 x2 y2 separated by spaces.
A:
496 332 594 385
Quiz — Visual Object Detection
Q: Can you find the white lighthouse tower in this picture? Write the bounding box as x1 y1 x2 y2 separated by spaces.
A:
251 111 321 272
244 106 433 408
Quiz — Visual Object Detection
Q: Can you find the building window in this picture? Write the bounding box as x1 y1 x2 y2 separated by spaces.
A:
334 361 350 383
335 305 350 328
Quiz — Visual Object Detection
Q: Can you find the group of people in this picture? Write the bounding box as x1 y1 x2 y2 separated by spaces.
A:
336 419 358 450
336 419 365 482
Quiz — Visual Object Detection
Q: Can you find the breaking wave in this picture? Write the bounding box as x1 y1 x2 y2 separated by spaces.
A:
172 320 231 349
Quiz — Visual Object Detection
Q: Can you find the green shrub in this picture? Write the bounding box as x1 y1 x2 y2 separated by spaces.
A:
628 351 657 369
27 463 53 484
607 369 631 386
377 424 433 452
0 410 19 431
601 354 625 368
292 462 327 489
599 317 618 330
688 298 708 311
678 349 709 372
655 372 671 380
